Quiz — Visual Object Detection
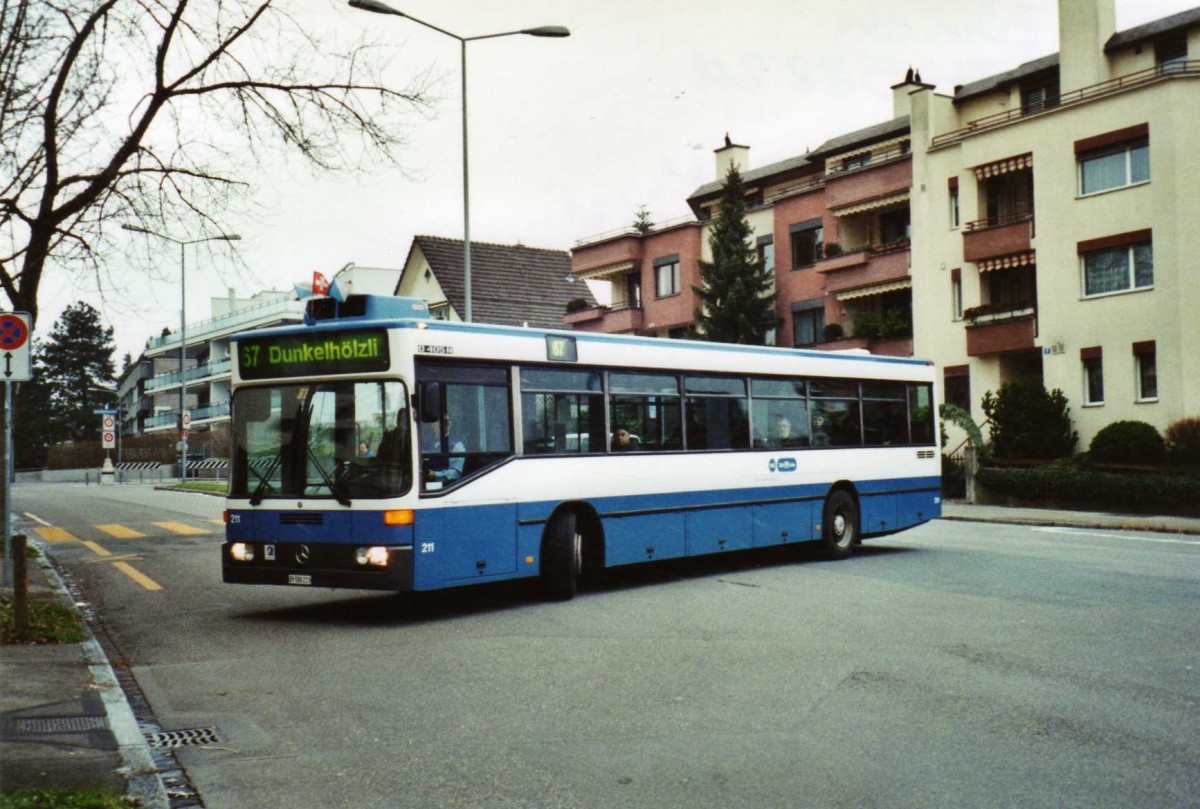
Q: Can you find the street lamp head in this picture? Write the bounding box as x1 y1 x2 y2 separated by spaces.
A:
122 224 154 235
522 26 570 38
348 0 404 16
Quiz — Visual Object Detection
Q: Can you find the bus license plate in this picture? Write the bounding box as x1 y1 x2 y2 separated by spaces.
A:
287 574 312 586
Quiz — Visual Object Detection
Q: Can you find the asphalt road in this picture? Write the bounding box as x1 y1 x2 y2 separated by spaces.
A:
13 482 1200 809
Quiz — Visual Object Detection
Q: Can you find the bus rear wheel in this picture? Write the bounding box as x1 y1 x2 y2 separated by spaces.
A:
542 510 582 601
821 489 859 560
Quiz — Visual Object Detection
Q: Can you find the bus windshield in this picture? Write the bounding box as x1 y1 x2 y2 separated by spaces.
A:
230 380 411 503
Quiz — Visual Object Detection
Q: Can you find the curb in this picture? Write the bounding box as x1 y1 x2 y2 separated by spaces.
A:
34 540 170 809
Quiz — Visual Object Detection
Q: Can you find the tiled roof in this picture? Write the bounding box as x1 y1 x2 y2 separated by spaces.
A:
953 53 1059 102
411 235 595 329
687 153 817 202
806 115 911 159
1106 6 1200 51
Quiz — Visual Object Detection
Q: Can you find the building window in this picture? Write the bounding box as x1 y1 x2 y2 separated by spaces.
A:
1134 341 1157 401
789 219 823 268
951 270 963 320
653 255 680 298
1079 140 1149 195
1021 77 1058 114
949 184 960 229
625 273 642 308
841 151 871 172
1156 34 1187 73
757 236 775 278
791 299 824 346
429 304 451 321
879 208 910 245
1082 348 1104 406
1082 241 1152 297
944 366 970 412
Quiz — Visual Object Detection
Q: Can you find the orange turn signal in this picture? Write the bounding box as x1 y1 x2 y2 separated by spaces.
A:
383 509 415 526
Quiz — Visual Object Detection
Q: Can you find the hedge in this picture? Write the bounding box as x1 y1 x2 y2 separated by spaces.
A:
977 466 1200 515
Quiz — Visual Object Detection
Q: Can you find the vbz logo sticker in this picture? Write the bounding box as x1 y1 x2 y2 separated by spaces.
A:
769 458 797 473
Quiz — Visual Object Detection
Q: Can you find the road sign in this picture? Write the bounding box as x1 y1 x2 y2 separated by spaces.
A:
0 312 32 382
102 414 116 430
182 411 191 428
102 431 116 449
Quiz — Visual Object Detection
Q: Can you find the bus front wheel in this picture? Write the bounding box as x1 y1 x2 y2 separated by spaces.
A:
542 510 582 601
821 489 859 560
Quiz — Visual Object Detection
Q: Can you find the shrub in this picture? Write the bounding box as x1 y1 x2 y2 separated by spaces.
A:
849 310 881 339
977 466 1200 515
980 378 1077 460
821 323 844 341
1088 420 1165 464
823 243 843 258
1165 416 1200 465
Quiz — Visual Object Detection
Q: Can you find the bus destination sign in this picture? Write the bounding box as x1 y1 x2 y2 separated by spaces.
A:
238 329 390 380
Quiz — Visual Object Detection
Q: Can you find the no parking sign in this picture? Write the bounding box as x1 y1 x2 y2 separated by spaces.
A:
0 312 32 381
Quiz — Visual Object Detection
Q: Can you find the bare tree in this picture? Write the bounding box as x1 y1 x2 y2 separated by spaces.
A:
0 0 434 326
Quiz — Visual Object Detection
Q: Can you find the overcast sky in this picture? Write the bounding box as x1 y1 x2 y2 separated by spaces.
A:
34 0 1194 362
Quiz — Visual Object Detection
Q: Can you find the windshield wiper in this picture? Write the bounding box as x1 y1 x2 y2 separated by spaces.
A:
308 447 351 507
248 455 282 506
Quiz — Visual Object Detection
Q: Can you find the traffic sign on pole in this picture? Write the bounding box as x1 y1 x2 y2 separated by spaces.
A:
0 312 32 382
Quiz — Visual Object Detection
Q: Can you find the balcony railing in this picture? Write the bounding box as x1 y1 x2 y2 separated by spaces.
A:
573 214 698 248
824 142 911 177
933 61 1200 148
964 207 1034 233
964 301 1036 326
144 401 231 431
145 297 302 352
144 358 232 392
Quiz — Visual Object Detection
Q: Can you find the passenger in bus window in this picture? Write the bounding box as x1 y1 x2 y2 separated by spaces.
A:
811 411 832 447
612 424 640 451
424 413 465 481
766 414 794 448
357 441 373 458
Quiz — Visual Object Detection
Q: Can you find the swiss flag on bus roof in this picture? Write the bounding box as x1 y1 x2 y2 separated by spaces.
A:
312 271 331 296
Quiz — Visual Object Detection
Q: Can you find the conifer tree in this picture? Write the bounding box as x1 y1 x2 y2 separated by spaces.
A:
38 302 116 442
693 165 779 344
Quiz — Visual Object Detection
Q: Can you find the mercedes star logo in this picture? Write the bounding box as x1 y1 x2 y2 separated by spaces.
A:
295 544 311 564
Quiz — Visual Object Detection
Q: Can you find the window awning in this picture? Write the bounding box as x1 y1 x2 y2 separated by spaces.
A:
836 278 912 301
575 260 635 281
974 153 1032 180
978 250 1036 273
830 191 909 217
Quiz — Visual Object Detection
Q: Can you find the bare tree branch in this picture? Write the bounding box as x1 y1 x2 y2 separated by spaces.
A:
0 0 435 326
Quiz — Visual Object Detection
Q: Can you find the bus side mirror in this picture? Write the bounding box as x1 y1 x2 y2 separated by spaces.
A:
416 382 441 423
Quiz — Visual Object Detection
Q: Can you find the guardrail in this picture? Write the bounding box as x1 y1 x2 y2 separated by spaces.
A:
145 297 302 352
144 358 232 392
932 61 1200 148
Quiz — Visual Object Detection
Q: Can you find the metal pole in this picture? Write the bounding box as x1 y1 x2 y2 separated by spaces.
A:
180 241 188 485
461 39 471 323
2 382 10 586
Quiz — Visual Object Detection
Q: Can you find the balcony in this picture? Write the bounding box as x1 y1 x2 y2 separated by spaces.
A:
564 303 644 333
824 155 911 212
963 211 1034 262
817 243 910 294
146 297 302 353
144 358 232 393
965 302 1037 356
144 401 231 432
932 61 1200 148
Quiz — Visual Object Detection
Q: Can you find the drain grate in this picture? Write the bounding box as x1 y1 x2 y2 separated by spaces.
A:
145 726 221 749
16 716 108 733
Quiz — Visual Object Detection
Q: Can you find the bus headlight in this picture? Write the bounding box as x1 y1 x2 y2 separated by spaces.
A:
355 546 389 567
230 542 255 562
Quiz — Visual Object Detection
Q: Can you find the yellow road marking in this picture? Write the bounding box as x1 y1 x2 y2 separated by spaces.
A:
209 519 225 526
85 554 143 564
81 540 111 557
95 524 147 539
112 561 163 591
35 526 76 543
153 521 210 536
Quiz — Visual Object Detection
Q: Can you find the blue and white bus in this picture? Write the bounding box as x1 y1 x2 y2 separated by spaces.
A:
223 294 940 599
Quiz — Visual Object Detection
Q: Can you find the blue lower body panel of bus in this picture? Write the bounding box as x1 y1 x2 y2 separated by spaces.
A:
223 509 414 590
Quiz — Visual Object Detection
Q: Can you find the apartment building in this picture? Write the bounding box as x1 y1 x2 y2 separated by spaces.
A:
120 289 304 438
567 0 1199 447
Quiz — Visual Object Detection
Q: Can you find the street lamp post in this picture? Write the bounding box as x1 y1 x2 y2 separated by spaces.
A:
347 0 569 322
122 224 240 484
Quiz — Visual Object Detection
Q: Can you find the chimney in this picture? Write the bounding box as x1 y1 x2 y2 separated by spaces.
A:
891 66 935 118
714 133 749 180
1058 0 1115 92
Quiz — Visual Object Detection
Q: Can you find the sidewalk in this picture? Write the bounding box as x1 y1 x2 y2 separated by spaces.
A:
0 543 167 807
941 500 1200 535
2 500 1195 805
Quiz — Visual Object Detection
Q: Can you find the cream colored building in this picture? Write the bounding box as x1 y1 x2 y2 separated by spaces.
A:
909 0 1200 449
